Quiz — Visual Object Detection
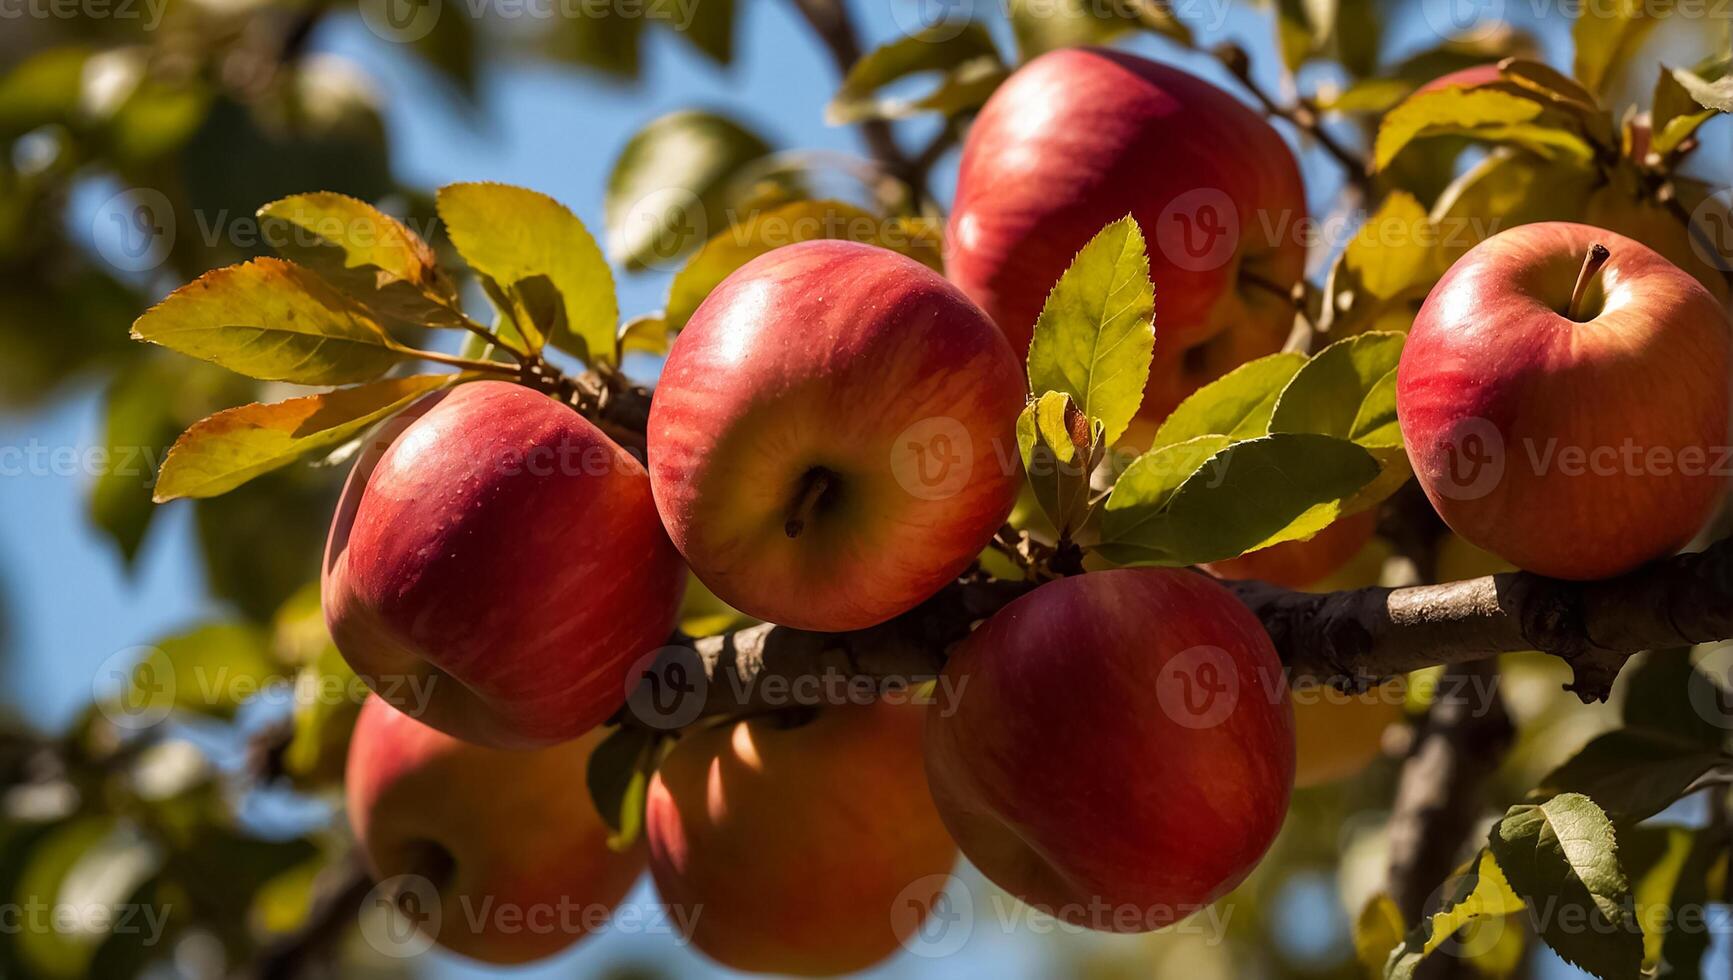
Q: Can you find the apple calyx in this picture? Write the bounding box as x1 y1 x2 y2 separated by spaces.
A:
783 467 836 539
392 839 456 914
1567 242 1612 321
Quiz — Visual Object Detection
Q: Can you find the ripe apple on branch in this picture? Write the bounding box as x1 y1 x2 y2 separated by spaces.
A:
102 11 1733 980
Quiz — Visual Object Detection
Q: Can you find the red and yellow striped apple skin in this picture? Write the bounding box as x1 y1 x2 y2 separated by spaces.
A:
324 381 685 749
346 696 646 965
1398 223 1730 580
946 47 1308 428
647 240 1025 632
925 568 1294 930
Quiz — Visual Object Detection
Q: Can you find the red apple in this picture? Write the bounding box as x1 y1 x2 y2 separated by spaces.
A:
1398 222 1730 579
647 239 1024 632
946 47 1308 429
345 696 645 965
324 380 686 748
924 568 1293 930
645 702 957 974
1201 509 1379 589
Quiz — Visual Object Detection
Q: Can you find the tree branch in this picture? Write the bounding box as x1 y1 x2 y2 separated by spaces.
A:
783 0 925 201
626 537 1733 724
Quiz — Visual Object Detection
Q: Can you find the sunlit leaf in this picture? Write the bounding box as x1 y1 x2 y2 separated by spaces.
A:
1026 216 1155 445
131 259 410 384
1488 793 1643 979
257 193 462 328
154 374 456 501
1374 87 1597 171
1098 433 1379 566
1150 352 1306 451
438 182 616 362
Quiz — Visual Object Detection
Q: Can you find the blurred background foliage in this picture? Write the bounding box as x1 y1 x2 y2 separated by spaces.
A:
0 0 1729 977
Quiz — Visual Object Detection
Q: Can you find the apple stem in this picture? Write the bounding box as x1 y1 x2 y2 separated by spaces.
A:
784 470 833 539
1568 243 1611 321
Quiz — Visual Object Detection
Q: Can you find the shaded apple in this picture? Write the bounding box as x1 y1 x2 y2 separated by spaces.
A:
324 380 686 749
645 702 957 975
1398 222 1730 580
946 47 1308 430
1203 511 1400 787
648 239 1024 632
345 695 646 965
925 568 1293 930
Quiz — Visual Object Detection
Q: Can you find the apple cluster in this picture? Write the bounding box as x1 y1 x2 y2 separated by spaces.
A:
321 45 1731 976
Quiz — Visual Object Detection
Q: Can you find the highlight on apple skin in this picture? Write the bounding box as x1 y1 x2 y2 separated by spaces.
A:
644 701 958 976
924 568 1294 931
946 46 1308 429
345 696 647 965
324 380 687 749
647 239 1026 632
1397 222 1731 580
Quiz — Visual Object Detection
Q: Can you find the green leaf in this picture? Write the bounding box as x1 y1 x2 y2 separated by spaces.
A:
257 192 463 328
1533 729 1733 824
1271 332 1406 439
586 727 659 851
153 374 457 501
1573 0 1659 97
604 110 772 272
1620 648 1729 748
1652 64 1731 157
618 313 671 358
1621 826 1704 975
110 623 281 722
1374 87 1597 171
1026 216 1155 445
1386 851 1526 980
1343 192 1436 302
1488 793 1643 979
89 359 180 563
131 259 410 385
1354 893 1405 976
1099 433 1379 566
1431 150 1599 268
1017 391 1103 538
828 23 1007 125
1150 353 1306 451
438 182 617 363
662 0 735 64
1271 332 1410 511
1007 0 1192 56
662 199 942 332
284 644 363 787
